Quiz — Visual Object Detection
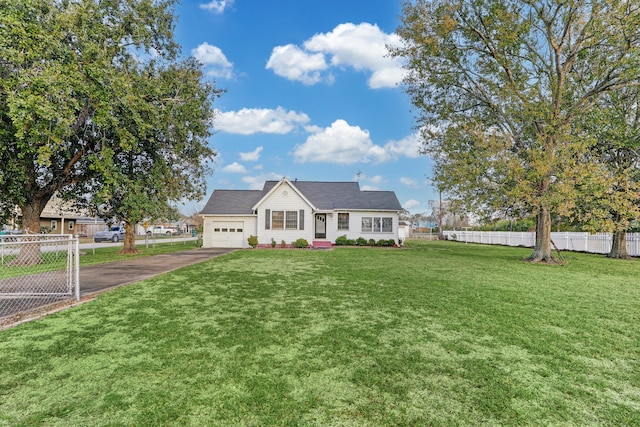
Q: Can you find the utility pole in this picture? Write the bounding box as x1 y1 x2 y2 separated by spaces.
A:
438 188 443 240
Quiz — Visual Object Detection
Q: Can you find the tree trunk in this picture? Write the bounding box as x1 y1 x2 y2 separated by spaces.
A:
119 220 140 254
9 197 49 266
608 230 631 259
526 206 558 263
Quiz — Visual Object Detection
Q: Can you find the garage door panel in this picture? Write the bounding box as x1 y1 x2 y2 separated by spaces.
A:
211 221 244 248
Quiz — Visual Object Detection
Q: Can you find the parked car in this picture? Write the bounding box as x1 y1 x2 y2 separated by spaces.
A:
147 225 177 236
0 226 22 236
94 226 126 242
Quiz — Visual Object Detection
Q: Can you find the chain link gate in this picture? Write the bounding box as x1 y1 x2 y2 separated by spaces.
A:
1 235 80 324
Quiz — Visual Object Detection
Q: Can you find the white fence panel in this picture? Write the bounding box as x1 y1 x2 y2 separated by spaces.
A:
444 231 640 256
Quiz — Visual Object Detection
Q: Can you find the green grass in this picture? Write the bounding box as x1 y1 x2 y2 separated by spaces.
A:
0 240 639 426
0 240 199 280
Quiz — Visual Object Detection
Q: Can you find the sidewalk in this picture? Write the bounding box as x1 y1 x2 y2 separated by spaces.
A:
80 247 234 296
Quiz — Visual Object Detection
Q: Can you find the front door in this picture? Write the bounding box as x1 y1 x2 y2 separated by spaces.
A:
315 214 326 239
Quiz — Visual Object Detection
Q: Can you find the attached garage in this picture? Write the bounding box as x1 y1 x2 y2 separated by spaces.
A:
209 221 245 248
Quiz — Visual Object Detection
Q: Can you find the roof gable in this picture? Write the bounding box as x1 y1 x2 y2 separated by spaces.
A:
251 178 316 211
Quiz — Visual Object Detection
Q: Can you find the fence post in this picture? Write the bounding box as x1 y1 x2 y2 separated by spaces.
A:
75 237 80 301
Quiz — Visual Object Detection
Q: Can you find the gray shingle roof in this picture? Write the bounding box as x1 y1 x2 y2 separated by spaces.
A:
200 190 264 215
200 180 402 215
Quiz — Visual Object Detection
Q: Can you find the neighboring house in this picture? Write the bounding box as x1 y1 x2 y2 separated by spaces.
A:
38 194 103 235
398 221 412 243
199 178 403 248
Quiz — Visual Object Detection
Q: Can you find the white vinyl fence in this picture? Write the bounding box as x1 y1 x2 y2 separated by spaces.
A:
442 231 640 256
1 235 80 324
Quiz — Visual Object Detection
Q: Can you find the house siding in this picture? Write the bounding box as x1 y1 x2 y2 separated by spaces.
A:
256 181 314 245
326 211 399 243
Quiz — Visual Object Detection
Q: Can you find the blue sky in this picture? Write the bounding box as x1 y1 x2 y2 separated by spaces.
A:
173 0 437 215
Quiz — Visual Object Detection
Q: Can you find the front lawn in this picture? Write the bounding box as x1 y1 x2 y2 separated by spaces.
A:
0 240 638 425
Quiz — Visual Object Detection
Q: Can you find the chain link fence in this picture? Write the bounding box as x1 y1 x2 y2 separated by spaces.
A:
1 235 79 326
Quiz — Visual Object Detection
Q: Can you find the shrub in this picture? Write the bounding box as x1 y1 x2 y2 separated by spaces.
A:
377 239 395 247
335 235 349 246
281 239 287 248
293 238 309 248
247 235 258 248
356 237 368 246
368 238 376 246
271 238 276 248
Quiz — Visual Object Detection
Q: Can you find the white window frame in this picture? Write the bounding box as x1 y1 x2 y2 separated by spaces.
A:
361 216 393 233
285 211 298 230
338 213 349 231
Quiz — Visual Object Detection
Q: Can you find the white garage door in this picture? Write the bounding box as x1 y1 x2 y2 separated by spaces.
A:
211 222 245 248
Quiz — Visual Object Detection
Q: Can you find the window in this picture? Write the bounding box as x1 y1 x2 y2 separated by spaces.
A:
361 217 393 233
51 220 57 230
382 218 393 233
68 221 74 230
338 213 349 230
265 209 271 230
361 217 372 232
286 211 298 229
299 210 305 230
272 211 284 229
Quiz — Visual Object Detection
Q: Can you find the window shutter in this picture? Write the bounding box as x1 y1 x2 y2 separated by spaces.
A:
299 210 304 230
265 209 271 230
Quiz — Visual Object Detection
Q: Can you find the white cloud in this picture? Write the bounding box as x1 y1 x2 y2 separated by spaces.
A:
293 119 388 165
400 177 419 188
403 199 421 210
215 107 310 135
242 173 284 190
369 175 383 184
240 146 263 162
384 133 422 159
361 185 380 191
199 0 233 14
265 44 329 85
191 42 233 79
222 162 247 174
267 22 406 89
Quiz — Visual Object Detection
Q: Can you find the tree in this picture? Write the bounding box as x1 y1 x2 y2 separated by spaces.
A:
393 0 640 263
574 88 640 259
78 59 220 254
0 0 218 261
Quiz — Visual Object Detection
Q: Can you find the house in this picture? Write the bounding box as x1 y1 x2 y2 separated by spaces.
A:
199 178 403 248
33 194 107 236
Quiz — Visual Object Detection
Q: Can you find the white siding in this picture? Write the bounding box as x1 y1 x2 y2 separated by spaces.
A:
256 181 314 245
202 215 256 248
327 211 399 243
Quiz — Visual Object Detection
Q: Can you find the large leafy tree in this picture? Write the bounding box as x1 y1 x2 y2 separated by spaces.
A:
84 59 220 254
393 0 640 263
0 0 218 259
574 88 640 259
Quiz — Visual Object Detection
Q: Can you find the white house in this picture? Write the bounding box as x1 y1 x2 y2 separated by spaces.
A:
200 178 403 248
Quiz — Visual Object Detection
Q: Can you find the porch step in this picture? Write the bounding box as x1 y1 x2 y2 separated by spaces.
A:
312 240 333 249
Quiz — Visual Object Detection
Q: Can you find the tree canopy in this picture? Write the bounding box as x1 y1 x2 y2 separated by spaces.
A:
0 0 219 255
393 0 640 262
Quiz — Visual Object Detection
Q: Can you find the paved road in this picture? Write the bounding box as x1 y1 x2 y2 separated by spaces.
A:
80 247 234 296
